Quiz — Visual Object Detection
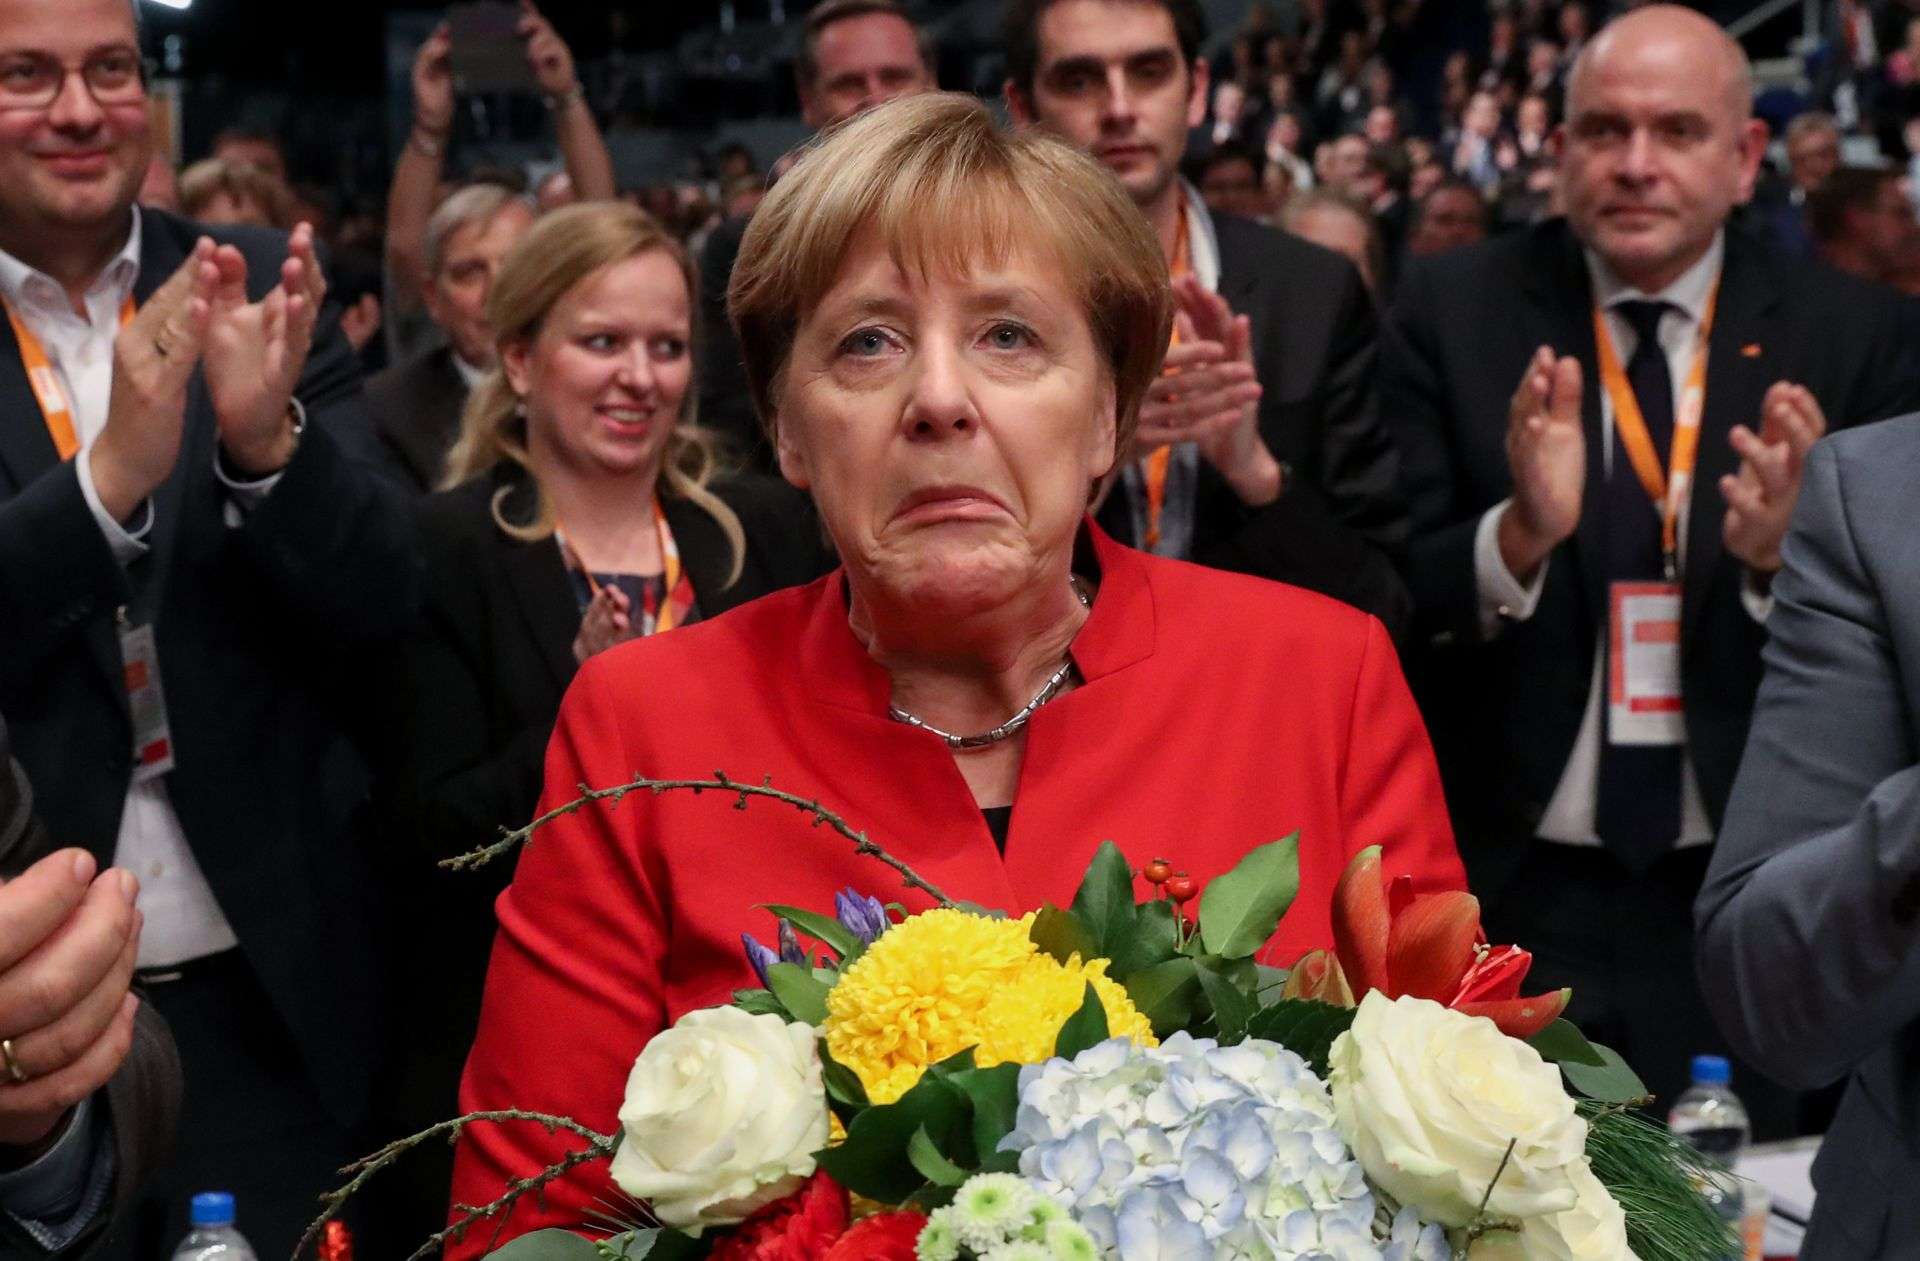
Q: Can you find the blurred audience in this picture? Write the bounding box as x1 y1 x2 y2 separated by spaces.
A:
177 157 293 229
1283 187 1384 293
1808 164 1920 286
1406 178 1492 258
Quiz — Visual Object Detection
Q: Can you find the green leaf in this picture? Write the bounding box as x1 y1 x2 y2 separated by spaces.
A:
1070 841 1140 958
1029 903 1097 965
946 1064 1022 1173
816 1074 967 1203
1242 998 1357 1075
1195 956 1256 1043
908 1124 971 1187
593 1232 672 1261
765 962 830 1025
1105 898 1181 979
485 1230 622 1261
818 1040 870 1109
1254 965 1291 1002
1124 957 1200 1035
1529 1019 1609 1068
731 987 786 1017
1198 834 1302 958
760 904 862 960
953 900 1008 919
1559 1040 1649 1104
1054 982 1111 1059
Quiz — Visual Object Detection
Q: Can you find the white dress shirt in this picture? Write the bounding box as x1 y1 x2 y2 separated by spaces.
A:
1472 232 1768 849
0 209 277 966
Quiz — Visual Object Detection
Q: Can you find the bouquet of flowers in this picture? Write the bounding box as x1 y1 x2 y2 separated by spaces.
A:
306 776 1733 1261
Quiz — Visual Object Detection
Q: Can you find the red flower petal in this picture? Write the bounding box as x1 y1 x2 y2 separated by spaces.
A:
1331 846 1392 998
1281 949 1356 1007
1456 988 1572 1040
1452 943 1532 1006
1384 890 1482 1001
820 1212 929 1261
707 1173 849 1261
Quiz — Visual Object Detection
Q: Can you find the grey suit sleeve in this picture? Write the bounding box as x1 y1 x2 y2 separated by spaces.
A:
1694 439 1920 1091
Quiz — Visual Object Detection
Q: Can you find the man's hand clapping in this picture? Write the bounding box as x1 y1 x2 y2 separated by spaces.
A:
1136 276 1284 506
203 223 326 477
1498 346 1586 584
0 851 141 1156
1721 382 1826 576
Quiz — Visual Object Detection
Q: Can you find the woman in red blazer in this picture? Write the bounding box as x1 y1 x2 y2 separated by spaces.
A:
445 94 1465 1257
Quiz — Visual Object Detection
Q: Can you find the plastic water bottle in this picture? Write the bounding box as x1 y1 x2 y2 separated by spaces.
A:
1668 1055 1751 1260
170 1193 259 1261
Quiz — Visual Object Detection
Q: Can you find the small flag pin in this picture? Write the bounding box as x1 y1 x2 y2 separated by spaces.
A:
1740 343 1762 358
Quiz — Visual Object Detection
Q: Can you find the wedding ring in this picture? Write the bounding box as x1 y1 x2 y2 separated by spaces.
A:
1 1038 26 1085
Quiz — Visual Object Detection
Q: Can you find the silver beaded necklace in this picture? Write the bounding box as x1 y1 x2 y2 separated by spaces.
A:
887 577 1091 751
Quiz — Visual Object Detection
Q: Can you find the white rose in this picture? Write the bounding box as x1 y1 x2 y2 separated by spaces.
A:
608 1006 830 1234
1467 1160 1638 1261
1328 993 1588 1228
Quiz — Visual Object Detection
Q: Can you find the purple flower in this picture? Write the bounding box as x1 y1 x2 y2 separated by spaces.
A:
776 919 807 965
834 889 891 944
741 933 779 988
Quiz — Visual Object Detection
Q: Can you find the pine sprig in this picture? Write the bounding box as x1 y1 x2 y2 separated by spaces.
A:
1580 1102 1738 1261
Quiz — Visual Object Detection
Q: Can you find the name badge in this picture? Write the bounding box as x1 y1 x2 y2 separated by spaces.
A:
1608 581 1683 747
118 618 176 783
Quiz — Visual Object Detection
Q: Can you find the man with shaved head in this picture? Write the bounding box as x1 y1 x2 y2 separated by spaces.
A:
1382 4 1920 1130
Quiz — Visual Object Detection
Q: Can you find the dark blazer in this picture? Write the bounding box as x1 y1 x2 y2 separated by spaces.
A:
695 216 769 472
0 208 420 1130
1382 217 1920 890
1695 416 1920 1258
366 344 469 494
1094 210 1414 637
367 465 832 1234
0 717 180 1258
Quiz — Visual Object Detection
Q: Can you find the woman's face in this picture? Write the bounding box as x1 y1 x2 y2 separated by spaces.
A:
776 227 1117 616
504 250 693 482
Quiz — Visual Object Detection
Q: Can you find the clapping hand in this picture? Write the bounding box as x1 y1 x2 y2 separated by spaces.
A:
1498 346 1586 583
203 223 326 477
573 584 639 664
1721 382 1826 574
1135 276 1283 505
87 239 219 523
0 851 141 1154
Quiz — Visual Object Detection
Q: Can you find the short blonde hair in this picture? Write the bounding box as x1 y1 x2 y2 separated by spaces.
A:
443 201 744 584
728 92 1172 470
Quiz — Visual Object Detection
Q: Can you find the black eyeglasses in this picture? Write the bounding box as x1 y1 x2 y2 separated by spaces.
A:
0 48 146 111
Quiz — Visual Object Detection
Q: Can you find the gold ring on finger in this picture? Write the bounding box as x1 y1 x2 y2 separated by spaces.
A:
2 1038 27 1085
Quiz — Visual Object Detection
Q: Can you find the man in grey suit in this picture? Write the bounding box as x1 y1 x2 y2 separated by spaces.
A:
0 713 179 1256
1696 413 1920 1258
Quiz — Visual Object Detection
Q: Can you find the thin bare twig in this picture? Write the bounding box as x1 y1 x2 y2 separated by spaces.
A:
424 1135 622 1261
292 1110 617 1260
1454 1137 1523 1260
440 770 957 907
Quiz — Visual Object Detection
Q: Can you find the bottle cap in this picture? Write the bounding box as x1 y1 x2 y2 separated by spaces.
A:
1690 1054 1731 1086
190 1192 236 1226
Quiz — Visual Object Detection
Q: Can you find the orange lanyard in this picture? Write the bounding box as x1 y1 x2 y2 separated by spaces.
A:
2 295 136 460
562 500 691 635
1143 200 1193 550
1590 280 1719 578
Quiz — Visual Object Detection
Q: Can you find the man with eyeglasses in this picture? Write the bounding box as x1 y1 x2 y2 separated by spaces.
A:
0 0 416 1255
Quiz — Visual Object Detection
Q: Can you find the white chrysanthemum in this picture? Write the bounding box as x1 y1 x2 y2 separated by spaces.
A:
982 1242 1051 1261
954 1173 1041 1249
1042 1218 1100 1260
917 1206 963 1261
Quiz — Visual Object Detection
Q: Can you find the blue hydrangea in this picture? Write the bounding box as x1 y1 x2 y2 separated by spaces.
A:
999 1034 1449 1261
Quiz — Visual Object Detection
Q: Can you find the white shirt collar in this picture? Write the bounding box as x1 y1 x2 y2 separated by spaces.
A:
0 206 143 318
451 351 489 392
1178 180 1223 293
1584 228 1724 325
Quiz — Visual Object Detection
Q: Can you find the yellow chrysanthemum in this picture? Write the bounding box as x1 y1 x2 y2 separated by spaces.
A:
823 907 1157 1103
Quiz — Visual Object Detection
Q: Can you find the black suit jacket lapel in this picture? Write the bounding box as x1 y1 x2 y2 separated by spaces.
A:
489 475 579 691
1685 234 1779 643
0 316 59 493
1521 223 1608 631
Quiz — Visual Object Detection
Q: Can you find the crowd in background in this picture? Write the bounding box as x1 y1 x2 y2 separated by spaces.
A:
9 0 1920 1255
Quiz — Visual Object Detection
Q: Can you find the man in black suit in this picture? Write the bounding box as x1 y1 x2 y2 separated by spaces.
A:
697 0 936 471
0 714 179 1258
0 0 417 1253
1003 0 1411 634
1383 4 1920 1132
366 184 534 492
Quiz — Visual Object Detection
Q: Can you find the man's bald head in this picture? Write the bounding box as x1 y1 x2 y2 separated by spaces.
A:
1558 3 1766 291
1568 5 1753 127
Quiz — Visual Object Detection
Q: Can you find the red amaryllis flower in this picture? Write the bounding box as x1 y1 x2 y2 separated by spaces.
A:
1300 845 1569 1039
819 1211 929 1261
707 1172 850 1261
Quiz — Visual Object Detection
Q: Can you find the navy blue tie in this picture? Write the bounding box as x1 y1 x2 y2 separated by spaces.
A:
1594 299 1684 872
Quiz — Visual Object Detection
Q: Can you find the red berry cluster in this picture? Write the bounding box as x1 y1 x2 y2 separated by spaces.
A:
1141 857 1198 905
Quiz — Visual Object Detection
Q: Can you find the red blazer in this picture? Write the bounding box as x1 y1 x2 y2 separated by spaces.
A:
446 526 1465 1254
